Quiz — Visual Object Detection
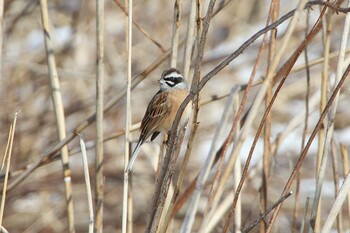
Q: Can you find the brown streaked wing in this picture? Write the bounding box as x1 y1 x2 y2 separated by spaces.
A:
139 91 170 141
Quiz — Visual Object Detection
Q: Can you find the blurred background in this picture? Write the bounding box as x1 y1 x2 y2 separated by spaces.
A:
1 0 350 232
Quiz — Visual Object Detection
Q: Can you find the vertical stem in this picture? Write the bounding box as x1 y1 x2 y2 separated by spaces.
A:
39 1 75 232
182 0 197 79
170 0 182 67
300 197 311 233
123 0 132 232
232 94 241 233
310 1 350 231
0 0 3 87
0 112 18 227
79 135 94 233
330 141 343 233
95 0 105 232
321 172 350 233
294 7 310 233
261 1 279 232
340 144 350 225
313 8 332 232
179 1 217 232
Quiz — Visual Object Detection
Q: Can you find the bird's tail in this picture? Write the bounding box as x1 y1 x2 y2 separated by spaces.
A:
126 140 143 173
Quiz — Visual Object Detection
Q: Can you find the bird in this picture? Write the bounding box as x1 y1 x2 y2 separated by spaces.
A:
126 68 191 173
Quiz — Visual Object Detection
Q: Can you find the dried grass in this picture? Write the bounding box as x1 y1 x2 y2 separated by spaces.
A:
1 1 350 232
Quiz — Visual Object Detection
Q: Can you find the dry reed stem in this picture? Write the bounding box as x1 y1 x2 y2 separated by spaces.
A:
178 1 218 232
39 0 75 231
340 144 350 225
151 1 186 232
156 4 184 226
232 94 242 232
291 48 350 72
0 122 11 175
0 111 18 228
78 135 94 233
182 0 197 79
331 140 343 233
122 0 133 232
301 197 311 233
321 172 350 233
95 0 105 231
0 226 8 233
270 93 319 158
0 0 3 86
170 0 182 67
203 190 235 233
313 7 333 232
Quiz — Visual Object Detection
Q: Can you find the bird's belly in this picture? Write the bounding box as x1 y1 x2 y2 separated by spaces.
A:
157 103 191 132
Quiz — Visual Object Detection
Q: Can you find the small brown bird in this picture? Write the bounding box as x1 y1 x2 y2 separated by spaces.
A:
126 68 191 172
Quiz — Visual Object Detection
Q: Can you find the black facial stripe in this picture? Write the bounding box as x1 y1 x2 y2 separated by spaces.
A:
166 81 175 87
164 76 182 84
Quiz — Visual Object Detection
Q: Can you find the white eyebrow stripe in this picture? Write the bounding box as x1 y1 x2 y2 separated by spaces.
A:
164 72 182 78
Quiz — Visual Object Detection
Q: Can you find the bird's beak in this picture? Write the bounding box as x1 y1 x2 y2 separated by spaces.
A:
158 79 161 83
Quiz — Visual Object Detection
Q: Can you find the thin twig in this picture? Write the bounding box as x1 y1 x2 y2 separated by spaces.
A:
242 191 293 233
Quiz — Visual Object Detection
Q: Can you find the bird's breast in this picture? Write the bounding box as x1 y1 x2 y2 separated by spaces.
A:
159 89 191 132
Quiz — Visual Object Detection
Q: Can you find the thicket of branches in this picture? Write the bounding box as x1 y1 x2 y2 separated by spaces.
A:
1 0 350 232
